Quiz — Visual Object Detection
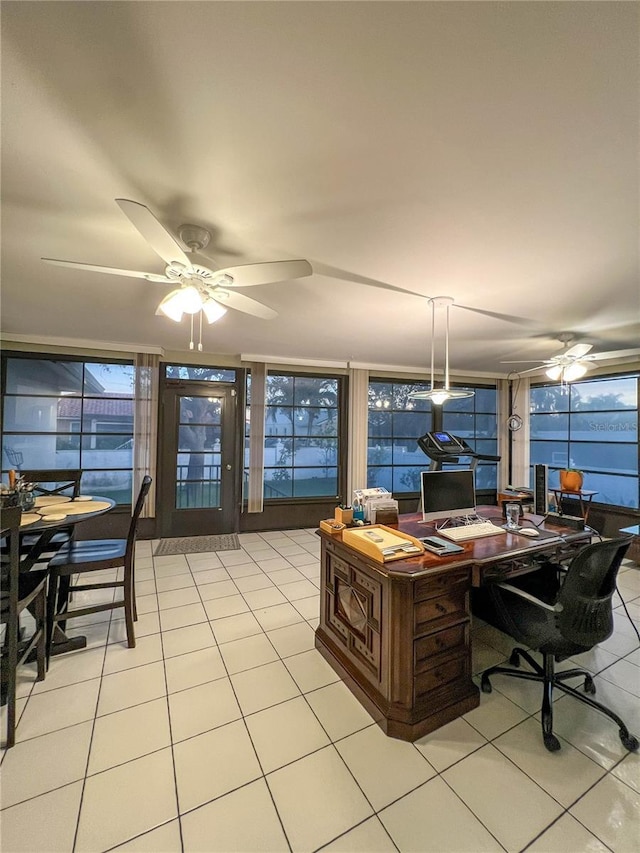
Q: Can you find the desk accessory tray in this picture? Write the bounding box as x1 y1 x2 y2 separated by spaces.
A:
342 525 425 562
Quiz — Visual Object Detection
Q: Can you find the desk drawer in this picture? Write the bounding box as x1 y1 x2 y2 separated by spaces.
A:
415 624 466 674
415 569 469 601
414 654 467 698
415 588 467 632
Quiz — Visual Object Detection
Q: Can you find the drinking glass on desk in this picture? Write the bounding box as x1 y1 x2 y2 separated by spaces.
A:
505 502 521 530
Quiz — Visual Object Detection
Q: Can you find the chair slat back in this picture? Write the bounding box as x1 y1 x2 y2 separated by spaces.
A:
0 506 21 625
20 469 82 499
556 536 632 647
126 475 152 562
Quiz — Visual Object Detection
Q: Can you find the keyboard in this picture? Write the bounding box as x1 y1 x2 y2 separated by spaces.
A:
438 522 506 542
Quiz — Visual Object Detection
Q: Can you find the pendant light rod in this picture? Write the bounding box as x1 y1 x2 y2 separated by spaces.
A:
408 296 474 405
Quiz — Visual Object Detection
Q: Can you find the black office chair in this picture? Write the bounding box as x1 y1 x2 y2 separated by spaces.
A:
479 536 639 753
45 475 152 662
1 507 47 748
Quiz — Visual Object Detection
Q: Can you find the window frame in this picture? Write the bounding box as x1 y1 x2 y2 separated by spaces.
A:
1 351 135 507
529 372 640 511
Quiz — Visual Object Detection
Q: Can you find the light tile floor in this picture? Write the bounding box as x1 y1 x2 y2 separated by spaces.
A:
1 531 639 853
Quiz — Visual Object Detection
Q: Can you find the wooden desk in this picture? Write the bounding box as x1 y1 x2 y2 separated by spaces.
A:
315 511 591 742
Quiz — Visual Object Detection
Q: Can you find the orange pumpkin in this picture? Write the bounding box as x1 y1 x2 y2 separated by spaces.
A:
559 469 583 491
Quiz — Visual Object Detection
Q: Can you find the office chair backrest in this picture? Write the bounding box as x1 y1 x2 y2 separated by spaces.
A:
0 506 21 624
21 469 82 499
555 536 632 648
126 475 153 560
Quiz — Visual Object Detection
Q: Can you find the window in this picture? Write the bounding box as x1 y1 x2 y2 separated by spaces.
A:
530 375 639 508
165 365 236 382
2 356 134 504
367 380 433 493
245 373 341 500
442 386 498 490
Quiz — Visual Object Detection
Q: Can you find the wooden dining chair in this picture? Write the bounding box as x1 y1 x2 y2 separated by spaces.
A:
20 469 82 499
20 469 83 555
45 476 152 661
1 506 48 748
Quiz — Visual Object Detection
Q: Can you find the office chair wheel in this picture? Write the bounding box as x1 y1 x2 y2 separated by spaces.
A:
543 733 561 752
619 730 639 752
480 677 492 694
583 676 596 694
509 650 521 667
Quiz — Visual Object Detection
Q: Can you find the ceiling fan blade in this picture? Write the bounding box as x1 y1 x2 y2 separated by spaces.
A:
564 343 593 358
216 259 313 288
500 359 546 364
209 289 277 320
456 304 541 328
588 347 640 361
509 365 549 376
41 258 171 283
115 199 191 267
311 262 426 297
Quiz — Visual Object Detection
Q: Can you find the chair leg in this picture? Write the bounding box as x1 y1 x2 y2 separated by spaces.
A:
124 568 136 649
56 575 71 633
4 621 18 749
541 654 561 752
34 590 46 682
45 571 59 667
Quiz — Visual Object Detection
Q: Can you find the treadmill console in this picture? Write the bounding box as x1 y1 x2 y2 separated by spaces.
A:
428 431 466 453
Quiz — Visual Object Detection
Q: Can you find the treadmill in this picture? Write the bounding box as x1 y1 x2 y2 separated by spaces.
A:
417 430 501 471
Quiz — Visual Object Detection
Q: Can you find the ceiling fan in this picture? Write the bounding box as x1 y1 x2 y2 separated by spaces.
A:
42 199 313 349
502 339 640 382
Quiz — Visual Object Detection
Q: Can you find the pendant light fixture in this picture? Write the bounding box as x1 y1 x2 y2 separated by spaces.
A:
408 296 474 405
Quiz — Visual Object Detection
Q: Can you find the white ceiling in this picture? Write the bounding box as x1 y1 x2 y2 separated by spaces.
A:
2 1 639 376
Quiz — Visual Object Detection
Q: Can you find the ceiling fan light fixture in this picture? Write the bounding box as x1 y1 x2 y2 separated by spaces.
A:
563 361 588 381
545 364 563 381
201 298 227 324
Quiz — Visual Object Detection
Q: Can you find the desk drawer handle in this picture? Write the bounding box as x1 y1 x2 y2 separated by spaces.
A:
435 602 448 614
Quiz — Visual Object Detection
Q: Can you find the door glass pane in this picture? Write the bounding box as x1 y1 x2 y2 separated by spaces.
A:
176 396 222 508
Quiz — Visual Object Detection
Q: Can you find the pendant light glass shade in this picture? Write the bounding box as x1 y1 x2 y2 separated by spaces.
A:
201 298 227 324
157 285 202 321
408 297 475 405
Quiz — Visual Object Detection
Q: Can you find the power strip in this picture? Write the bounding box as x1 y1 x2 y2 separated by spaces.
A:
546 512 585 531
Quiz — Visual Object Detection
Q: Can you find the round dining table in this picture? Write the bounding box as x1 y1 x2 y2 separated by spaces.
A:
18 495 116 657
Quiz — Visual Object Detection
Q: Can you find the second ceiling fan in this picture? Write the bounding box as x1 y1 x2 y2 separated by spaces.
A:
42 199 313 349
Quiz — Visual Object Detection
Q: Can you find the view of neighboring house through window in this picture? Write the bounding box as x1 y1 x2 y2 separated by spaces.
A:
367 380 433 493
2 357 134 503
530 375 639 508
245 373 341 499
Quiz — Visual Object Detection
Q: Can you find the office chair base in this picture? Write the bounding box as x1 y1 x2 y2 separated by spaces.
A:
481 648 639 754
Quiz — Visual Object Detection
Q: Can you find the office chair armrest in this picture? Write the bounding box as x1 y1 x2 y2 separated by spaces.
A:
496 582 562 613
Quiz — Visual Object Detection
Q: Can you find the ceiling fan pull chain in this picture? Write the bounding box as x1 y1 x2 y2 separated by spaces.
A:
189 314 194 350
198 310 203 352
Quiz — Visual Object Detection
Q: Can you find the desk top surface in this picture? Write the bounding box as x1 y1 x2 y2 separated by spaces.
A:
320 508 591 579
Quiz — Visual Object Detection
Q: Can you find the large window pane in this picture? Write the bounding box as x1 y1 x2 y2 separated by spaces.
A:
249 372 341 501
530 375 639 510
367 380 433 495
2 357 134 506
5 359 82 395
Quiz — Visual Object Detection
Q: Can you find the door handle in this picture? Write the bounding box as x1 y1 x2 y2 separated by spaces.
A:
225 464 232 470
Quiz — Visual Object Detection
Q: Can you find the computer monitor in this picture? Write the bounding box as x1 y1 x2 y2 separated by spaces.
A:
420 469 476 523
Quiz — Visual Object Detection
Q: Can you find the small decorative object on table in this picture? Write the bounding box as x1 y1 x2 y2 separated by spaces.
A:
559 468 583 491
